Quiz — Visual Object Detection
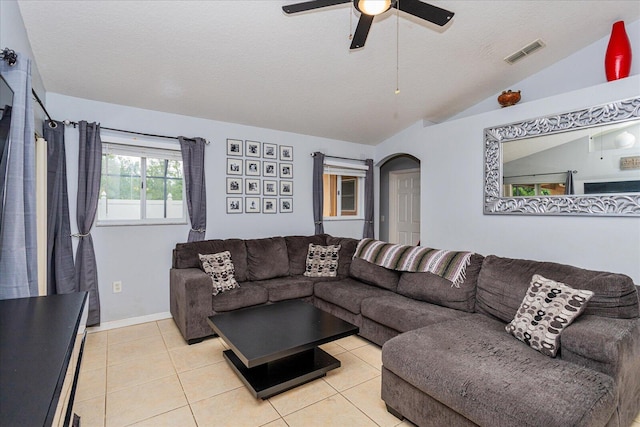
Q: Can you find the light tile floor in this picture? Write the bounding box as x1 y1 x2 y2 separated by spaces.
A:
75 319 640 427
74 319 413 427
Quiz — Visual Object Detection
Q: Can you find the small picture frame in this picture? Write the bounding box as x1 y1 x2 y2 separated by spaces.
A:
263 198 277 214
226 177 243 194
245 140 261 158
263 143 277 159
280 180 293 196
280 163 293 178
227 139 243 156
227 197 243 214
280 198 293 213
246 159 261 176
245 197 260 213
227 158 243 175
263 161 277 177
263 180 277 196
245 178 260 195
280 145 293 161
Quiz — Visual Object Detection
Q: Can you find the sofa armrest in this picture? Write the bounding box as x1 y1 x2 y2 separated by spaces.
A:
561 315 640 426
169 268 215 343
561 315 639 369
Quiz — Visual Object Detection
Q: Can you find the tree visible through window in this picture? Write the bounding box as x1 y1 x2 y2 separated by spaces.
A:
507 183 565 196
98 143 185 224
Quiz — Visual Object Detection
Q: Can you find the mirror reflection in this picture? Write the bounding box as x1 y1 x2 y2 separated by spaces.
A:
502 119 640 197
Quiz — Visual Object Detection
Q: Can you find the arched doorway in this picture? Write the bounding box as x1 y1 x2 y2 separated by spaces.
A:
379 154 421 244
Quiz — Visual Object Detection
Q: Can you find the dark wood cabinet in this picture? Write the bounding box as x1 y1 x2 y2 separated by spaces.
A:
0 292 88 427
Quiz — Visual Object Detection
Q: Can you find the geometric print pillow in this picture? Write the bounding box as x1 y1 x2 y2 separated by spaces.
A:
303 244 341 277
199 251 240 296
505 274 593 357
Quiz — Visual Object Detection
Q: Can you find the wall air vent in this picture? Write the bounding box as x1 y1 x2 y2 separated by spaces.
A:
504 39 546 64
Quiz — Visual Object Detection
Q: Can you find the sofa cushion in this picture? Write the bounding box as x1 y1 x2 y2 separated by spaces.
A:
361 294 473 333
304 244 341 277
349 257 400 291
506 274 593 357
245 237 289 281
476 255 639 322
285 235 327 275
173 239 249 282
382 315 617 427
253 276 314 302
397 253 483 313
326 236 359 276
199 251 240 296
211 282 268 312
314 277 395 314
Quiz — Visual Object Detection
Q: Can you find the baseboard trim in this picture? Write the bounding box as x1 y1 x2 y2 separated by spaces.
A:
86 312 172 333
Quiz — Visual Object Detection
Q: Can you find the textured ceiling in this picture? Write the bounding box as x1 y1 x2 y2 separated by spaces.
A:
17 1 640 145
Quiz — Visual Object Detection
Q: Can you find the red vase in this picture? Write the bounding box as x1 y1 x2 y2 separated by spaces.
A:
605 21 632 81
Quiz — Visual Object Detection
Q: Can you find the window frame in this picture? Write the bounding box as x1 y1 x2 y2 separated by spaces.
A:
322 160 367 221
96 139 187 227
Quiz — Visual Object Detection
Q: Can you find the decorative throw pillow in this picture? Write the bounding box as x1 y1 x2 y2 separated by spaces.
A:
199 251 240 296
506 274 593 357
303 244 341 277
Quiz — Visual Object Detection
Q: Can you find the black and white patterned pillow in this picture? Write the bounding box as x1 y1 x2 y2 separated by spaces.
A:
199 251 240 295
303 244 341 277
506 274 593 357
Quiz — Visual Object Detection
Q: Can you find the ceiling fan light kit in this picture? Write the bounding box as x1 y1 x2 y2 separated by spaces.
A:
282 0 454 50
355 0 392 16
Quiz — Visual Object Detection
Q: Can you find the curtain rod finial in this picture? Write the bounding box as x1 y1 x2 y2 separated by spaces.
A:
1 48 17 66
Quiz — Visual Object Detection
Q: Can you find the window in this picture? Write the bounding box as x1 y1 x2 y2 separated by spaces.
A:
503 172 567 197
323 160 367 219
98 142 186 225
504 183 565 197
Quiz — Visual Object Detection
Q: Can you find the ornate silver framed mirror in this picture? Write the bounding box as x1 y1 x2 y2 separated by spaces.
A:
484 97 640 216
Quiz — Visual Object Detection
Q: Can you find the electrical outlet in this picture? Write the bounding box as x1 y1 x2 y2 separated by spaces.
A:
112 281 122 293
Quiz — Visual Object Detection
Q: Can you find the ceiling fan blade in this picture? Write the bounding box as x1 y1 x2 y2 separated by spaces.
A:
394 0 454 26
282 0 350 14
350 14 374 49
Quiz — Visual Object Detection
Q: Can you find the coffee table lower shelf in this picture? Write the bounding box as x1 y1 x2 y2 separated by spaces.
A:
223 347 340 399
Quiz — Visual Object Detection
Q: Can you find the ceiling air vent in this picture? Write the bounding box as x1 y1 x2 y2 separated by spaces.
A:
504 39 546 64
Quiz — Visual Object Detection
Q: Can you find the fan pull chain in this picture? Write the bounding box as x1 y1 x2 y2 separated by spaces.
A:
395 0 400 94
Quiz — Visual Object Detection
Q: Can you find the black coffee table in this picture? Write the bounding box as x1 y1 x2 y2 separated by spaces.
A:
207 300 359 399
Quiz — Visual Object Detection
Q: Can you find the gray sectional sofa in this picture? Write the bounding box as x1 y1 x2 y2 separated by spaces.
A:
169 234 640 427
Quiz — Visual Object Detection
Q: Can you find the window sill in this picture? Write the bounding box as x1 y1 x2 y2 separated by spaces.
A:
96 220 187 227
322 217 364 222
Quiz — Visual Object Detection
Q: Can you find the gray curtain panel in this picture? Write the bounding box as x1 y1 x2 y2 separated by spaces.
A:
564 170 575 195
312 152 325 234
76 121 102 325
0 54 38 299
179 137 207 242
44 120 76 295
363 158 374 238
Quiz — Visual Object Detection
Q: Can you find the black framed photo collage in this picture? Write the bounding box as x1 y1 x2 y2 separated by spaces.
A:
226 139 294 214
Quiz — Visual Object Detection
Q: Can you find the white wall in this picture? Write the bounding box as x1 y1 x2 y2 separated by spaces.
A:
47 93 374 323
450 19 639 121
376 75 640 284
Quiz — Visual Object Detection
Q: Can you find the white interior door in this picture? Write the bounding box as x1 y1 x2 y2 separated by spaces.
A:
389 169 420 245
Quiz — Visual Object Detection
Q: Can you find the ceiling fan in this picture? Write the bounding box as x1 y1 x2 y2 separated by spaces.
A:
282 0 454 49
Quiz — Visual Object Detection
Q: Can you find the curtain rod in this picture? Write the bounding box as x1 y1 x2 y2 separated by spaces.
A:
33 88 55 125
504 170 577 179
2 48 56 126
310 152 366 163
61 120 208 144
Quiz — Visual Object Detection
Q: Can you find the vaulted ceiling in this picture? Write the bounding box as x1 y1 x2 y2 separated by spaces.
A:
17 1 640 144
